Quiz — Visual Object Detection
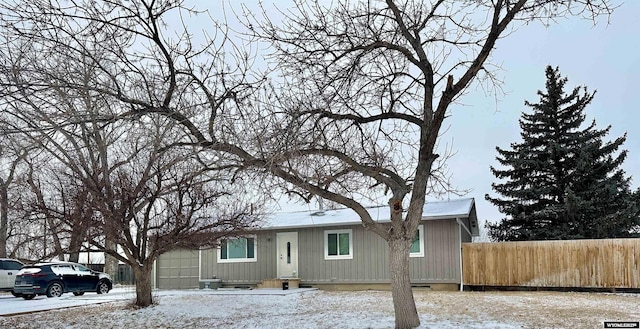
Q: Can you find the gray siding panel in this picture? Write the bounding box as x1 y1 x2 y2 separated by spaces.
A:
297 219 460 284
422 219 461 282
413 219 458 283
200 231 277 284
298 225 382 283
461 224 472 243
158 218 464 287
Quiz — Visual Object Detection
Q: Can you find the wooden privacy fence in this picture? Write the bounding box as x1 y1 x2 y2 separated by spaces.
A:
462 238 640 288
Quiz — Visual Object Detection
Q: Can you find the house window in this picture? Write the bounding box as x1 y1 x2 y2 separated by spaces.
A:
324 229 353 260
410 225 425 258
218 236 257 263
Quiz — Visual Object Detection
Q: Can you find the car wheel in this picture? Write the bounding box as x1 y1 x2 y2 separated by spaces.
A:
97 281 110 294
11 290 22 298
22 294 36 300
73 291 85 296
46 282 64 298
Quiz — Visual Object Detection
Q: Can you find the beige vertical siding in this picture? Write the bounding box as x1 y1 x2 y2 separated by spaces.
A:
463 238 640 288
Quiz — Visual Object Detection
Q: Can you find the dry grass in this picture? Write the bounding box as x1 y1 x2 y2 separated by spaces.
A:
413 290 640 328
0 289 638 328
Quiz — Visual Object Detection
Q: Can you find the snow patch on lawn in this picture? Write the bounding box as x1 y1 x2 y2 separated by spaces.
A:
1 289 638 328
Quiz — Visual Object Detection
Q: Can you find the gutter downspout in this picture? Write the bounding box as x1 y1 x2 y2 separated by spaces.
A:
199 248 203 282
456 218 467 292
152 259 157 289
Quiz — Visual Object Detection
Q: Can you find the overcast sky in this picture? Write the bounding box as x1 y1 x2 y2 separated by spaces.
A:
443 1 640 227
203 1 640 229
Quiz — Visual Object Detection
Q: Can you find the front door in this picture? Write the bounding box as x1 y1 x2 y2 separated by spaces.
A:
276 232 298 278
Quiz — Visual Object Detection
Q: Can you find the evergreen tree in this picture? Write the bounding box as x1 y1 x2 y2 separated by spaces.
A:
486 66 639 241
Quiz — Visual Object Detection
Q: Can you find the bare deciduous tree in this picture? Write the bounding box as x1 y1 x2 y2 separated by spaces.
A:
233 2 615 327
21 168 97 263
0 133 31 258
0 0 616 326
0 29 262 306
87 138 261 307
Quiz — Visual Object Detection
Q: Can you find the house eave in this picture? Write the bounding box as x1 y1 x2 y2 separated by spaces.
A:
259 214 471 231
259 198 479 232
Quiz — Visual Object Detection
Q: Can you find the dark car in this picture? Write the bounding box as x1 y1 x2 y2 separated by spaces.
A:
13 262 112 300
0 258 24 297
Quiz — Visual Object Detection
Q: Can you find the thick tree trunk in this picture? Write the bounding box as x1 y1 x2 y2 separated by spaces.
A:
68 229 83 263
389 237 420 329
132 264 153 307
103 239 119 282
0 183 7 258
68 249 80 263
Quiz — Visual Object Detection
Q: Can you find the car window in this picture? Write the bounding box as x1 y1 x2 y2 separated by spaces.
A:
18 267 42 275
5 260 23 271
51 265 75 275
0 260 23 270
74 265 91 272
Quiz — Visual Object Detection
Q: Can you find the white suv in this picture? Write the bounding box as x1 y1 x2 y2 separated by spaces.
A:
0 258 24 296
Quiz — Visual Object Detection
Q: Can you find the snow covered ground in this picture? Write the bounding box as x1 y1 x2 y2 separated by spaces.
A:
0 287 638 328
0 286 137 315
